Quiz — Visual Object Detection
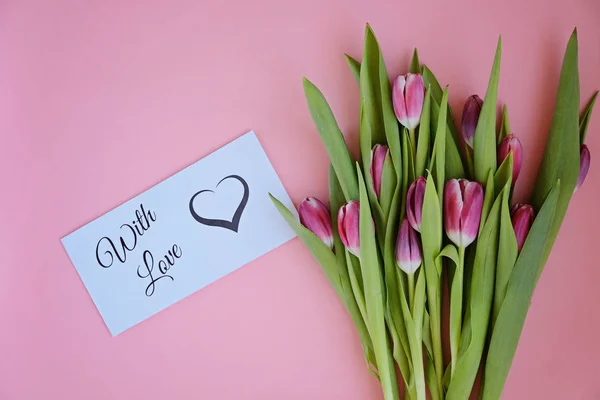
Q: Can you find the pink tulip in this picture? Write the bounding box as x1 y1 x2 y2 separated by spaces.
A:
370 144 389 199
444 179 484 248
497 134 523 184
299 197 334 249
576 144 591 191
406 176 426 232
510 204 535 252
396 219 422 274
461 95 483 149
392 73 425 130
338 201 361 256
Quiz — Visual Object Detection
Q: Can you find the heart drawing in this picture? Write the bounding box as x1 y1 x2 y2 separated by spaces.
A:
188 174 249 233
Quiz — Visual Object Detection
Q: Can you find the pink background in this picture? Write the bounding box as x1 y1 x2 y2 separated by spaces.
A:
1 1 599 399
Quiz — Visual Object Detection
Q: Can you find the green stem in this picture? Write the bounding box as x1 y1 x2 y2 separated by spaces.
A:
409 128 417 162
450 245 466 376
408 272 415 312
428 282 444 399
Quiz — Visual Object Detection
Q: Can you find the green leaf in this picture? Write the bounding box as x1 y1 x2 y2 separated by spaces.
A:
270 195 341 295
430 96 465 179
329 168 377 375
473 37 502 185
422 65 467 178
357 164 400 400
482 182 560 400
303 78 358 200
446 186 503 400
494 152 513 197
492 185 518 327
380 153 396 218
580 90 598 143
419 173 444 395
345 54 361 84
498 104 511 144
531 29 580 274
480 171 495 230
429 88 449 208
383 183 412 389
410 48 421 73
416 86 432 178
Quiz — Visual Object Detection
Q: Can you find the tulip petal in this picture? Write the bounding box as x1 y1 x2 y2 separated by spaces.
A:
459 182 484 247
344 201 361 255
370 145 387 198
461 95 483 148
444 179 463 247
392 75 408 126
576 144 591 191
405 73 425 129
299 197 333 248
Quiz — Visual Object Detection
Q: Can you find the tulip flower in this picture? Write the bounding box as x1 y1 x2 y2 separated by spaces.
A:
370 144 389 199
396 219 422 275
576 144 591 191
406 176 426 232
338 201 361 256
444 179 484 248
392 73 425 130
497 134 523 184
510 204 535 252
461 95 483 149
298 197 334 249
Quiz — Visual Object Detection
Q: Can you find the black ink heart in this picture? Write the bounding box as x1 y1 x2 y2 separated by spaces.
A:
188 175 249 233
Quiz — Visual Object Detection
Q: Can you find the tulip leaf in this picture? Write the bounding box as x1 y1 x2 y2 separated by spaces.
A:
329 167 379 376
429 88 449 209
498 104 511 144
345 54 361 84
419 173 445 394
357 164 400 400
422 65 467 177
494 152 513 197
270 194 341 294
492 185 518 327
483 181 560 400
580 90 598 144
430 96 465 179
416 85 432 178
473 37 501 185
379 51 402 179
346 251 367 323
531 29 580 271
410 48 421 73
480 171 495 231
303 78 359 201
380 153 396 219
383 182 413 388
359 25 388 156
446 186 503 400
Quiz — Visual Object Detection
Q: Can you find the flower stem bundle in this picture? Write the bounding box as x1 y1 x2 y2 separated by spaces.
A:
271 24 595 400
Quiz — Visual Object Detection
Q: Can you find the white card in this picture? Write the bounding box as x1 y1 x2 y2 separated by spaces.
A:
62 131 297 335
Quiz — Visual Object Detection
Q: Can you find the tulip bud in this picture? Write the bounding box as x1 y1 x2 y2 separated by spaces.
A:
392 73 425 130
395 219 422 274
370 144 389 199
298 197 334 249
406 176 426 232
576 144 591 191
444 179 484 248
510 204 535 252
338 201 361 256
497 134 523 184
461 95 483 148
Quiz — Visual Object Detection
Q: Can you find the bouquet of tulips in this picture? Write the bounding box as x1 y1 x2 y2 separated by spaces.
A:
270 24 594 400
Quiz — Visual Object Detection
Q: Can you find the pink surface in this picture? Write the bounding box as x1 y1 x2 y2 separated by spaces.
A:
1 1 599 399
